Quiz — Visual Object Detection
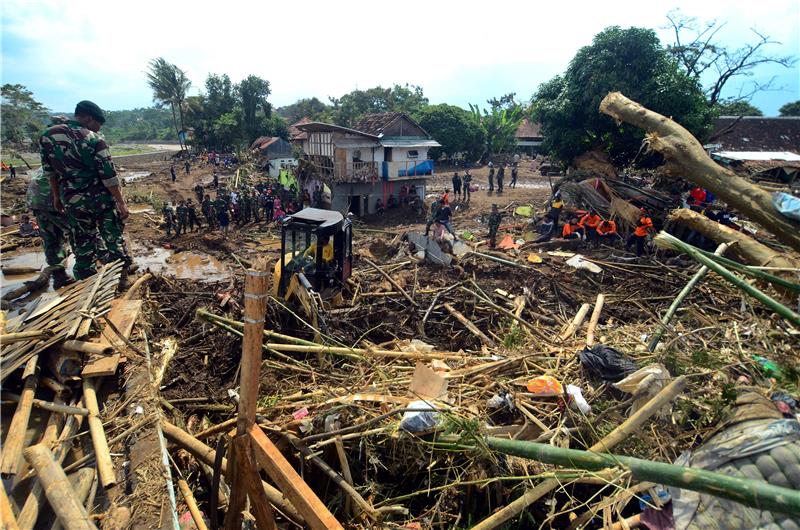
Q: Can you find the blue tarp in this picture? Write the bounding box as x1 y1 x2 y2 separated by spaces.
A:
382 160 435 180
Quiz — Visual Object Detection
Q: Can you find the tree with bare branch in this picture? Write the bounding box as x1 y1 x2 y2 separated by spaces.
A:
665 10 797 107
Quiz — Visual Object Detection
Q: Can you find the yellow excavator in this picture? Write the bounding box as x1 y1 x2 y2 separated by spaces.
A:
271 208 353 331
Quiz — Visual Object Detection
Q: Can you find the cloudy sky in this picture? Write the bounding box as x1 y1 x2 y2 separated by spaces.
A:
2 0 798 115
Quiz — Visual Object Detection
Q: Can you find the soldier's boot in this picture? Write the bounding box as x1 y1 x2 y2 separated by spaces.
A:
52 268 75 290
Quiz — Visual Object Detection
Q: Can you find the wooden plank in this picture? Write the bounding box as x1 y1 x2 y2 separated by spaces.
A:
249 425 344 530
1 356 39 476
1 481 20 530
81 299 142 376
237 260 269 435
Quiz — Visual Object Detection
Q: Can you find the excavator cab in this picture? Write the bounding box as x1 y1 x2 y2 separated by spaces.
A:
273 208 352 302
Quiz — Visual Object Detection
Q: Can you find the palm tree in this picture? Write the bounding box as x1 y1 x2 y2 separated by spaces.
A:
146 58 191 150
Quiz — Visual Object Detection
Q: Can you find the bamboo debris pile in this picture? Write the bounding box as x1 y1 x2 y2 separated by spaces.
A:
144 228 798 529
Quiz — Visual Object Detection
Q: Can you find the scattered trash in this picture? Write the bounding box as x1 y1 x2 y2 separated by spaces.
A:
497 235 520 250
579 345 637 382
566 254 603 273
526 375 563 396
487 391 516 412
614 363 672 413
565 384 591 414
400 400 442 433
292 407 309 420
514 205 533 217
526 253 543 264
772 191 800 221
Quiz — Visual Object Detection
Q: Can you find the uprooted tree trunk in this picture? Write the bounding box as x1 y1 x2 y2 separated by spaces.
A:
669 208 800 270
599 92 800 253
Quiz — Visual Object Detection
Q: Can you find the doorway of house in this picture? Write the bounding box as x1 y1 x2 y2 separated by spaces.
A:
348 195 362 216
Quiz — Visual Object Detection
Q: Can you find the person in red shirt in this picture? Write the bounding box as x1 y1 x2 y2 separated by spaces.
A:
441 189 450 205
562 218 582 240
596 218 618 246
626 209 653 256
579 211 602 245
689 187 706 209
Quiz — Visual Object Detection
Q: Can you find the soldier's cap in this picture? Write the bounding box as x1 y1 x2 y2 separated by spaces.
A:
74 100 105 123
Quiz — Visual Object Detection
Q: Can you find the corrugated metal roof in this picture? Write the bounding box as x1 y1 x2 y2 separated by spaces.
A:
380 139 441 148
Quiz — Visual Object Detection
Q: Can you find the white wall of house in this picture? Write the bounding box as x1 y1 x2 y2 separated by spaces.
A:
389 147 429 162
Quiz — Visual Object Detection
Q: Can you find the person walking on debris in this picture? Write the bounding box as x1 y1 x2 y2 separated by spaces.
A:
434 200 457 240
9 164 16 181
579 210 602 246
184 160 190 175
175 200 188 236
170 165 176 183
186 198 202 231
496 163 505 193
488 162 495 192
162 202 175 237
627 208 653 257
452 172 462 202
596 218 618 246
193 183 204 204
487 204 504 248
26 161 75 288
252 190 261 222
201 194 215 230
462 170 472 202
510 163 518 188
39 100 132 281
212 171 219 188
562 218 582 240
214 193 230 234
264 189 274 222
424 198 443 237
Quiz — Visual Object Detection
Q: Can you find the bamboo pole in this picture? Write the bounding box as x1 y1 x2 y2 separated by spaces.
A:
648 243 727 352
1 391 89 416
471 376 687 530
1 356 39 477
1 482 19 530
363 258 418 307
443 303 495 347
560 303 591 340
585 294 605 347
177 479 209 530
22 444 95 530
486 436 800 518
160 421 303 525
51 469 96 530
654 232 800 327
0 330 50 345
81 378 115 489
61 340 113 356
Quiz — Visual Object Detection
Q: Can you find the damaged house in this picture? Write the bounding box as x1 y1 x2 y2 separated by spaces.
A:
295 112 440 215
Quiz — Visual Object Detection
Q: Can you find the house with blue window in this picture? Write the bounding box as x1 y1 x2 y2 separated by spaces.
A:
295 112 439 216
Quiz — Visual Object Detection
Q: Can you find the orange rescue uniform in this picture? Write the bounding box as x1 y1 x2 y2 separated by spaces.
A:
597 220 617 236
634 216 653 237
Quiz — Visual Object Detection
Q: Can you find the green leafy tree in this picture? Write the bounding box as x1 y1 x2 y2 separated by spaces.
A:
146 58 192 150
414 104 485 160
714 100 763 116
1 84 48 147
779 101 800 116
532 26 712 165
102 107 175 143
238 75 272 143
327 84 428 127
277 97 329 123
469 103 523 159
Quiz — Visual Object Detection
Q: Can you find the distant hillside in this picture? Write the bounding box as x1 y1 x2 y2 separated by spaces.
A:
102 107 176 143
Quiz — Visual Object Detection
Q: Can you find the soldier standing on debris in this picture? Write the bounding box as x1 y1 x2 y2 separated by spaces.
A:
434 201 457 240
252 190 261 222
175 200 188 235
424 198 442 237
214 193 230 234
510 163 518 188
170 165 177 183
487 204 504 248
201 194 215 229
163 202 175 237
212 171 219 188
193 182 204 204
39 100 131 281
264 189 275 222
488 162 495 192
186 198 202 231
452 172 462 201
9 164 16 181
462 170 472 202
496 163 505 193
184 159 190 175
627 208 653 257
26 159 75 288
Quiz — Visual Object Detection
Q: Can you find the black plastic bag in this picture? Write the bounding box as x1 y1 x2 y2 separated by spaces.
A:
578 345 637 382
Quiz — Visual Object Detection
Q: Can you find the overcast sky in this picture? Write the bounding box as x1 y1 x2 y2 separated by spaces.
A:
2 0 798 116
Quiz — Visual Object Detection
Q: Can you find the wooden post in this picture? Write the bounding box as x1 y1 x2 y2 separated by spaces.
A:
1 481 20 530
61 341 113 356
585 294 605 347
1 356 39 477
225 258 275 530
250 425 344 530
22 444 95 530
81 378 115 489
177 479 209 530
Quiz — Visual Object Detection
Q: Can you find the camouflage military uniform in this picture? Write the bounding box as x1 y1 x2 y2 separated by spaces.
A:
201 197 215 228
176 203 188 235
186 200 201 231
488 209 504 248
424 199 442 237
252 192 261 222
39 119 130 280
163 204 175 237
213 196 230 231
26 167 73 267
